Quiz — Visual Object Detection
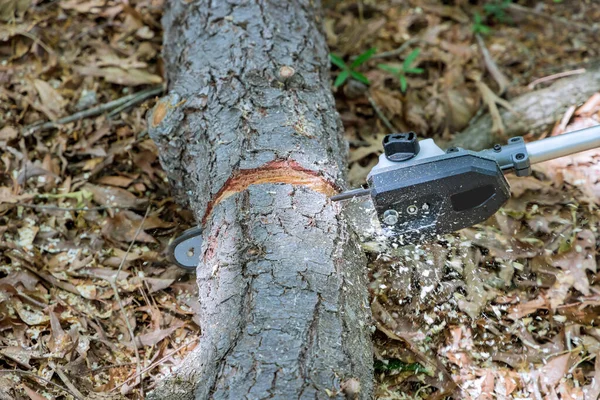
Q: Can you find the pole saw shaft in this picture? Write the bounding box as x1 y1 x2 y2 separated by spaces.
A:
526 125 600 164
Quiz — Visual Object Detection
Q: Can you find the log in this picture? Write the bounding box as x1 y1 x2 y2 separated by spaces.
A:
451 66 600 151
147 1 373 399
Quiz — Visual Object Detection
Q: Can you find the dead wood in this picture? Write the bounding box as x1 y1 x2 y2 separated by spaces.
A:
451 66 600 151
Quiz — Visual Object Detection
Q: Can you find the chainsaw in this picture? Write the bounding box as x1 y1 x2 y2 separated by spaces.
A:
169 125 600 270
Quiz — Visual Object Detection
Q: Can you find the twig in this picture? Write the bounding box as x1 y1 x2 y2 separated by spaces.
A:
369 38 420 60
109 205 151 397
367 95 395 133
527 68 586 89
476 34 510 95
52 366 86 400
24 85 164 134
14 30 55 55
107 88 162 118
110 337 199 393
508 3 598 33
12 202 113 211
0 369 83 400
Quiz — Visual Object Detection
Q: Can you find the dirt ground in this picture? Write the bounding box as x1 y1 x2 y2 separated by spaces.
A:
1 0 600 399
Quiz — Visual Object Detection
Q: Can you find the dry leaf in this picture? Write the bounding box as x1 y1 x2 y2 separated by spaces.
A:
538 353 571 390
33 79 67 119
77 66 162 86
550 229 596 297
102 212 156 243
145 277 175 293
83 183 147 209
134 321 183 347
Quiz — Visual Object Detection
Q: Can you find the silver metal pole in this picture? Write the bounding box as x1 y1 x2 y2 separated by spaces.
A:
526 125 600 164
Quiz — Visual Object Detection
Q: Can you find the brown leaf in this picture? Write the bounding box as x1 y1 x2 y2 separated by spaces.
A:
538 353 571 390
349 133 386 163
370 88 403 119
550 229 596 297
446 88 477 131
0 346 37 369
76 66 162 86
33 79 67 119
102 211 156 243
60 0 105 13
83 183 146 209
145 277 175 294
0 126 17 141
22 384 47 400
507 296 548 320
583 352 600 400
134 320 184 347
96 175 135 188
13 300 49 325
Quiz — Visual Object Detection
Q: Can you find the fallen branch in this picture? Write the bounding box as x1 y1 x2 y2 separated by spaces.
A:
24 85 164 134
451 65 600 151
508 4 598 33
0 369 82 400
368 94 395 132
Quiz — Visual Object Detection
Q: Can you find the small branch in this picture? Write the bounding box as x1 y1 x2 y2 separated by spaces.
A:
369 38 420 60
367 95 395 133
52 366 86 400
14 30 55 55
110 337 199 393
508 3 598 33
12 202 114 211
109 205 151 397
0 369 83 400
527 68 586 89
24 85 164 134
476 34 510 95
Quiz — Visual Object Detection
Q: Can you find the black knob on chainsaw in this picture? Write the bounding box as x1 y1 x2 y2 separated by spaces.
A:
383 132 420 162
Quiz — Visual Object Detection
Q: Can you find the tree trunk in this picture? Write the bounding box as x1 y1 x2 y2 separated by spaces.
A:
451 66 600 151
147 1 373 399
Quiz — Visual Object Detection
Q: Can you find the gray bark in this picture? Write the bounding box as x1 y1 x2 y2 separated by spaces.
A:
147 1 373 399
451 66 600 151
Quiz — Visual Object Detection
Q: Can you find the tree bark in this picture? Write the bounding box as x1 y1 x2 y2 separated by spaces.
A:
451 66 600 151
148 1 373 399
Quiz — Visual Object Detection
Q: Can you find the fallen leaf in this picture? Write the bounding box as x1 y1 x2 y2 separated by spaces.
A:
83 183 147 209
0 126 18 141
14 300 49 325
507 296 547 320
550 229 596 296
33 79 67 119
102 212 156 243
22 384 47 400
76 66 162 86
0 346 37 369
133 321 184 347
145 277 175 294
538 353 571 390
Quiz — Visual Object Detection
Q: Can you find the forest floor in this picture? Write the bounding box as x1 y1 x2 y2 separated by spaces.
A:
1 0 599 399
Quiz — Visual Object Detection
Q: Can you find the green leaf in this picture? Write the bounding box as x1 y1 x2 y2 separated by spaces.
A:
405 67 424 74
334 70 349 88
377 64 400 75
350 70 370 85
400 75 407 93
402 48 421 69
472 13 492 35
351 47 377 68
329 54 347 70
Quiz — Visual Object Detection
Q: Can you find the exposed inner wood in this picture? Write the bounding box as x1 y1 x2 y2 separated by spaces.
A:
203 160 339 223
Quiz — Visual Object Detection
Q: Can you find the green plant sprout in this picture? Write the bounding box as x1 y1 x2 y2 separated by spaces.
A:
472 12 492 35
329 47 376 88
377 48 424 93
483 0 512 23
